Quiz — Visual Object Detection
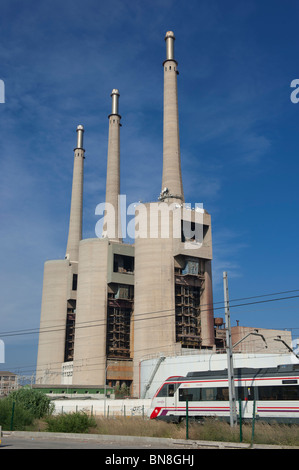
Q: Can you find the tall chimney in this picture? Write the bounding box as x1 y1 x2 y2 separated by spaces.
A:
65 125 85 262
102 89 122 242
160 31 184 204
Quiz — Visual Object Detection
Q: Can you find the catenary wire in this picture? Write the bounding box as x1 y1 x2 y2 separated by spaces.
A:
1 291 299 338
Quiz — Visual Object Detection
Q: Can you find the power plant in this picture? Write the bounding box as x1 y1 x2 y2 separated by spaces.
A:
35 31 293 397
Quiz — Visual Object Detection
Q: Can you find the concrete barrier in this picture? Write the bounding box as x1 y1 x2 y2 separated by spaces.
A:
51 398 152 417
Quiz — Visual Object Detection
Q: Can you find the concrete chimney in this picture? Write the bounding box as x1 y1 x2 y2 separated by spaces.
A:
160 31 184 203
102 89 122 242
65 125 85 262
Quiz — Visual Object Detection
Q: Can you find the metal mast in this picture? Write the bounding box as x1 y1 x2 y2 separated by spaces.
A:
223 271 237 427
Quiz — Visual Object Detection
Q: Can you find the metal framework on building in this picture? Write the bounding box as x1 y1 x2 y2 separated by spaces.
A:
107 286 133 358
175 258 205 349
64 300 76 362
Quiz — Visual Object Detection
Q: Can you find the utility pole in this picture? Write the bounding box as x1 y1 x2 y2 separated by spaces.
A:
223 271 237 427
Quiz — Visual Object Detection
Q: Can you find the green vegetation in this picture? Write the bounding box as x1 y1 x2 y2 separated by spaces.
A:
8 388 55 418
88 417 299 446
45 412 96 434
0 388 54 430
114 383 131 398
1 389 299 447
184 418 299 447
23 415 299 446
0 397 33 430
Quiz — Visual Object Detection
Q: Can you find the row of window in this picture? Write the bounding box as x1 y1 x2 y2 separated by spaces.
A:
165 65 176 72
157 383 299 401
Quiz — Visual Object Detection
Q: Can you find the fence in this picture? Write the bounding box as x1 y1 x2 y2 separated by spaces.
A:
52 398 152 418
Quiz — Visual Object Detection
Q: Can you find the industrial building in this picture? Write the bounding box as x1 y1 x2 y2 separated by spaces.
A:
0 371 17 396
35 31 215 394
35 31 294 397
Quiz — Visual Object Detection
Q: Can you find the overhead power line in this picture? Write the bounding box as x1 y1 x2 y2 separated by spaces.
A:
0 289 299 339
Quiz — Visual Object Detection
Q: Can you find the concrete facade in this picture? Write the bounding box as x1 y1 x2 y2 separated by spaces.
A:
36 31 218 392
132 33 216 395
36 31 287 397
231 326 293 355
102 89 122 242
36 259 73 384
72 238 109 385
65 126 85 262
36 125 85 384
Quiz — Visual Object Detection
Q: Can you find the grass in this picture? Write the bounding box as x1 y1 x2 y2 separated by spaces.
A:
92 417 299 446
91 416 299 446
23 415 299 447
45 412 97 434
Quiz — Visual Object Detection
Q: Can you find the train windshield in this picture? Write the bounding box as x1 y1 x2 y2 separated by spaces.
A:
157 382 180 397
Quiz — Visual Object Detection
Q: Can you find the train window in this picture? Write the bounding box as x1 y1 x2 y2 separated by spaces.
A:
201 388 217 401
216 387 230 401
247 387 254 401
258 385 299 401
179 388 201 401
236 386 256 401
157 384 168 397
258 386 280 400
282 386 299 400
178 386 230 401
237 387 245 401
201 387 229 401
157 383 179 397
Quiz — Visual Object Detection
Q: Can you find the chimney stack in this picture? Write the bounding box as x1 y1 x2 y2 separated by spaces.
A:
76 124 84 149
111 88 120 115
102 89 122 242
165 30 175 61
65 125 85 261
160 31 184 204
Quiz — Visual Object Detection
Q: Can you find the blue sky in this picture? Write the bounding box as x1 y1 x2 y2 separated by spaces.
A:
0 0 299 375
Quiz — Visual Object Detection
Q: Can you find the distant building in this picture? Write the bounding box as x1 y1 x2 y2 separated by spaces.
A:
231 326 293 355
214 320 294 355
0 371 17 396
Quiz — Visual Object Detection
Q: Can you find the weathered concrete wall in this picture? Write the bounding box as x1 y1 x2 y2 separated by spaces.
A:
72 238 109 385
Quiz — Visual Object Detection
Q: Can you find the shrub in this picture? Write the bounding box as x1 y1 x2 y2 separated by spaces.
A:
114 383 131 398
45 412 97 434
0 397 34 430
8 388 54 418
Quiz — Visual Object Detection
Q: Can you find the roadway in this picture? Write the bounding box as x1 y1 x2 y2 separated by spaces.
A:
0 431 296 451
0 433 184 449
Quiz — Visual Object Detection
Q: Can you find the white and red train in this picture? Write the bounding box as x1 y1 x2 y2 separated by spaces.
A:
149 364 299 423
